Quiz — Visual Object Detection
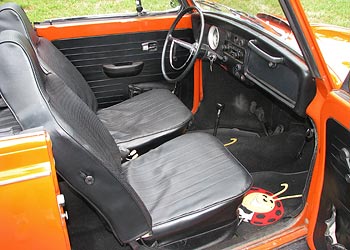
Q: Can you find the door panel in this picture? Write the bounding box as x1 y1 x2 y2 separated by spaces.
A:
52 29 194 108
313 90 350 249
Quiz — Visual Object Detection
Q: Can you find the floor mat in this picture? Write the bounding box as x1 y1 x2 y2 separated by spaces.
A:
250 171 308 218
201 127 313 173
210 171 308 249
235 171 307 242
59 182 130 250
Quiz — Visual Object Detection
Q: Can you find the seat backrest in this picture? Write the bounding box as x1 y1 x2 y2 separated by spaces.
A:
0 3 98 112
0 96 21 136
0 30 151 242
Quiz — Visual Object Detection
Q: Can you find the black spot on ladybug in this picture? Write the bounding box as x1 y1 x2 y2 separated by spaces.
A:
276 210 282 216
253 221 263 225
276 201 281 207
263 194 267 198
270 200 273 203
256 214 265 219
263 198 267 202
268 218 276 223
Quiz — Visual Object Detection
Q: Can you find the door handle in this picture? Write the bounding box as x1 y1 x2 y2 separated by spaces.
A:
103 61 144 78
339 147 350 183
142 41 158 52
248 39 284 67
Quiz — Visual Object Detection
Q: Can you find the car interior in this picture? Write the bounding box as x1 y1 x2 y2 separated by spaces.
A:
0 2 317 250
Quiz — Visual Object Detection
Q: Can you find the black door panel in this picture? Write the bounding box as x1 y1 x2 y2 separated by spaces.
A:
52 29 194 108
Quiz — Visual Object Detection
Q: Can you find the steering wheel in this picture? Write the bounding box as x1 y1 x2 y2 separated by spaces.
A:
161 6 204 83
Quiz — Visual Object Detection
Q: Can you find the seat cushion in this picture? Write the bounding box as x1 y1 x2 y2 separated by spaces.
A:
122 132 252 244
97 89 192 149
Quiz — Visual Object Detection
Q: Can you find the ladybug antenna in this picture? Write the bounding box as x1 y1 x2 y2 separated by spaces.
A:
272 183 289 198
277 194 303 201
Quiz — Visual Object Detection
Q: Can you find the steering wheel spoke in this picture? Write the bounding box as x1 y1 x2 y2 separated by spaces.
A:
161 6 204 83
170 40 194 71
170 35 197 52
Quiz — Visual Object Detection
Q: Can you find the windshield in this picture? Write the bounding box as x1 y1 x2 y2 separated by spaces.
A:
193 0 301 53
21 0 181 22
193 0 350 83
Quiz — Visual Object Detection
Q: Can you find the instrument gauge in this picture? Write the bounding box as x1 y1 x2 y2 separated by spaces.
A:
208 26 220 50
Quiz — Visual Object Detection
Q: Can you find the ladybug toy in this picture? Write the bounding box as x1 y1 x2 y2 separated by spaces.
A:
238 183 302 226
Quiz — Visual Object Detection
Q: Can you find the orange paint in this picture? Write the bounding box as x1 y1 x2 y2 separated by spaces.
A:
192 59 203 113
0 132 70 250
5 1 348 249
287 2 350 249
311 25 350 84
36 15 192 41
305 89 350 250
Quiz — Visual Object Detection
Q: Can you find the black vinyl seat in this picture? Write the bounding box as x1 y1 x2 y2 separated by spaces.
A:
124 132 252 245
0 3 192 150
0 30 252 248
97 88 191 149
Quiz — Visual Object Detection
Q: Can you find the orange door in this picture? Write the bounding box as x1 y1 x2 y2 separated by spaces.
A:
35 13 202 113
310 76 350 249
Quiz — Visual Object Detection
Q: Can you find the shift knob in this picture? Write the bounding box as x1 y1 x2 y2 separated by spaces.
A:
216 103 225 110
216 103 225 116
213 103 225 136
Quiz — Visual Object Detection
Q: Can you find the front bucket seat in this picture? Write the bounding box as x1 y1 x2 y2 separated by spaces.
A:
0 30 252 248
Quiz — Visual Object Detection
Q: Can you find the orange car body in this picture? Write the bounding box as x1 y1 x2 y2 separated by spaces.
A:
0 0 349 249
0 132 70 250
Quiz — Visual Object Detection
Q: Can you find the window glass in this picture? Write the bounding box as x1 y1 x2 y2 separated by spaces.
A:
300 0 350 83
193 0 350 83
193 0 301 54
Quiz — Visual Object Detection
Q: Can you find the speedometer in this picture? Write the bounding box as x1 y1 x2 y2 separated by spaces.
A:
208 26 220 50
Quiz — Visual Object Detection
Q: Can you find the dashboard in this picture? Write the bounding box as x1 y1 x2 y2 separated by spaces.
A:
192 14 315 117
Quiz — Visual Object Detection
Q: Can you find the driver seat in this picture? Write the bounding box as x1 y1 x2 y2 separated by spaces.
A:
0 3 192 150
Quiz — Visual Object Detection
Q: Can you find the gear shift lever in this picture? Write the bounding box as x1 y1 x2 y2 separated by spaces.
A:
213 103 225 136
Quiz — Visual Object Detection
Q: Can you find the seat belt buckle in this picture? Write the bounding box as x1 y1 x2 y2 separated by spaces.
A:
128 85 143 98
126 149 139 161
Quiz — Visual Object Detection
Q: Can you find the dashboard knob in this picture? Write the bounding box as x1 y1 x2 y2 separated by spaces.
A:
234 64 242 72
239 39 245 47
